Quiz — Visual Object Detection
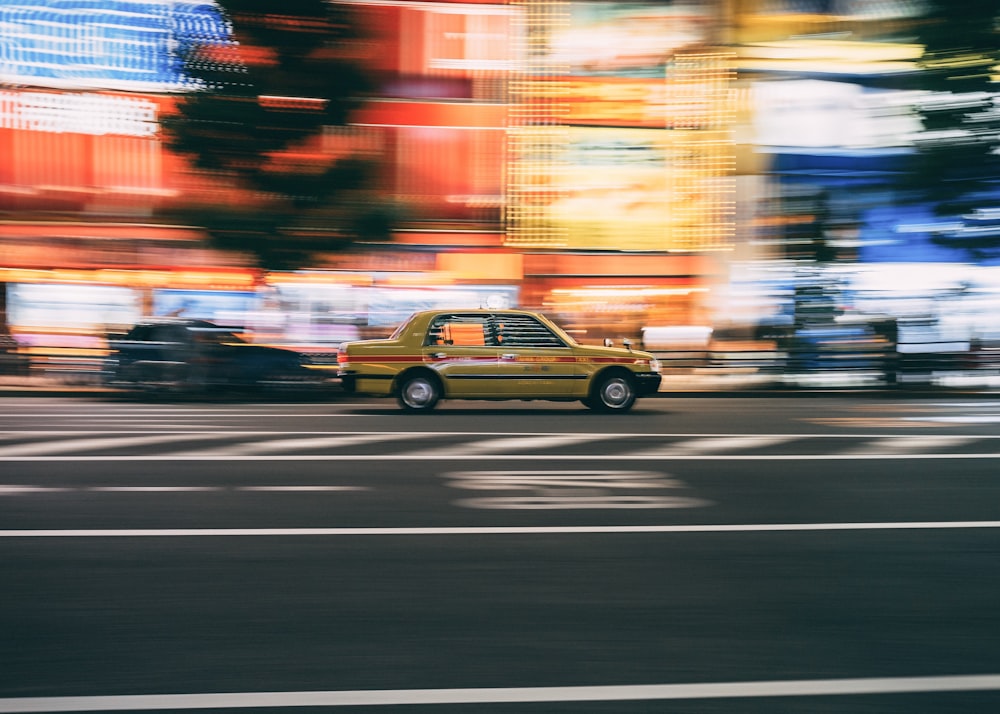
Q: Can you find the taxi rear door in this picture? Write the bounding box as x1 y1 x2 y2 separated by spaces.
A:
421 316 501 397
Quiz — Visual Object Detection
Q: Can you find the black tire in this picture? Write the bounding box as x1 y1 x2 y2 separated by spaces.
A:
396 372 442 412
586 371 636 412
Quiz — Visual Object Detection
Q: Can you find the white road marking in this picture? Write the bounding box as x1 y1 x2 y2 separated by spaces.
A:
4 452 1000 462
444 470 680 490
181 433 431 456
0 412 373 420
454 495 711 509
0 430 385 436
846 435 976 454
632 435 791 456
3 430 1000 439
2 521 1000 537
442 469 709 510
0 486 365 495
87 487 219 493
408 434 604 456
0 433 223 457
0 486 71 495
904 416 1000 423
1 431 1000 461
1 674 1000 711
238 486 367 492
928 402 1000 407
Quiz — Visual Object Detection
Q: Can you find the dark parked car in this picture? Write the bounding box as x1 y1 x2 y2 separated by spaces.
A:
0 332 31 377
108 318 331 393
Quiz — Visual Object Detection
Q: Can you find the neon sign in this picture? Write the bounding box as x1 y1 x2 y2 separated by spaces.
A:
0 1 229 92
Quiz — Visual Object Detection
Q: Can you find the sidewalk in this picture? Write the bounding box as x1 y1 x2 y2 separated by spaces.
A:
0 374 120 397
660 369 1000 393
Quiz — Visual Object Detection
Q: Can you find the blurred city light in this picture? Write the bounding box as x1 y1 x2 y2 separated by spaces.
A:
0 0 998 388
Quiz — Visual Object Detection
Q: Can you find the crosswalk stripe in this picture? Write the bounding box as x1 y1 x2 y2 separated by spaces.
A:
0 432 1000 460
178 433 433 456
406 434 604 456
845 435 977 455
631 435 791 456
0 433 222 456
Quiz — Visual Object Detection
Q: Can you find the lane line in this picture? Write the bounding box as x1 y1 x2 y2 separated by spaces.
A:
0 486 367 495
0 486 71 495
4 453 1000 462
2 521 1000 537
2 674 1000 711
0 413 377 421
4 431 1000 439
238 486 367 492
87 487 219 493
0 431 358 435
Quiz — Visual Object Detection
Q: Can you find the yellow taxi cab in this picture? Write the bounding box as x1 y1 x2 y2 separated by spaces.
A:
337 309 662 412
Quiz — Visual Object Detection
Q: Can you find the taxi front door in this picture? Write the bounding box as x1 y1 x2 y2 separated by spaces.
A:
494 345 575 397
490 315 575 397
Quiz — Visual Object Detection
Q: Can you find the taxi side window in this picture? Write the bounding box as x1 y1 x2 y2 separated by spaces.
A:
492 315 565 348
426 316 490 346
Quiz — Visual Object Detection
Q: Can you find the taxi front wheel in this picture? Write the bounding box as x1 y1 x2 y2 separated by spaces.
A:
397 372 442 412
586 372 636 412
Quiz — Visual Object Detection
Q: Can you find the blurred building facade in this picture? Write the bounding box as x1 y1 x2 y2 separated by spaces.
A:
1 0 998 378
1 0 736 357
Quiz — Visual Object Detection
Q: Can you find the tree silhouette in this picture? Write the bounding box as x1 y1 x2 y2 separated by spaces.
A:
161 0 394 269
902 0 1000 215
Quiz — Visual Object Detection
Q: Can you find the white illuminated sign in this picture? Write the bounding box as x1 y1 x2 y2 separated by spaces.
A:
753 80 922 149
0 91 158 137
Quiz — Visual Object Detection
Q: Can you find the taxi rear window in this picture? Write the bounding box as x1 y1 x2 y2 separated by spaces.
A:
426 316 489 346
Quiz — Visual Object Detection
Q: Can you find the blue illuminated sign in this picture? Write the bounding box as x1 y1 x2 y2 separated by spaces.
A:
0 1 230 92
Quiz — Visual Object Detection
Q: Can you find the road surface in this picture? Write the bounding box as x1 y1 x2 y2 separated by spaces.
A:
1 394 999 712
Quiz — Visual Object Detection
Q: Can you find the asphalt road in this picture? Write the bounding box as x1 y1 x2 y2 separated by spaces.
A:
2 394 1000 713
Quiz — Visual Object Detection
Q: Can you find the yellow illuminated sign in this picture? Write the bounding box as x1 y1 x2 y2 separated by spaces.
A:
0 267 259 289
505 50 735 252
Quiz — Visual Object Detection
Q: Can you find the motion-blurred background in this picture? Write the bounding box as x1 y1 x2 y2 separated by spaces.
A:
1 0 998 388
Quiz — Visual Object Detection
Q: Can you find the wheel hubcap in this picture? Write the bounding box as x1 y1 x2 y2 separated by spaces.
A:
405 381 432 407
602 379 630 406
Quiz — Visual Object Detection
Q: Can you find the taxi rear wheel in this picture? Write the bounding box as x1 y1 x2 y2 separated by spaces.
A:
586 371 636 412
397 372 442 412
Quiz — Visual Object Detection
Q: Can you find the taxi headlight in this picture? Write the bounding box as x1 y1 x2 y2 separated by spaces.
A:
649 358 662 373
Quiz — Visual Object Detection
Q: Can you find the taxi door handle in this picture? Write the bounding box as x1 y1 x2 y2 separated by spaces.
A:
430 352 447 359
500 353 517 360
